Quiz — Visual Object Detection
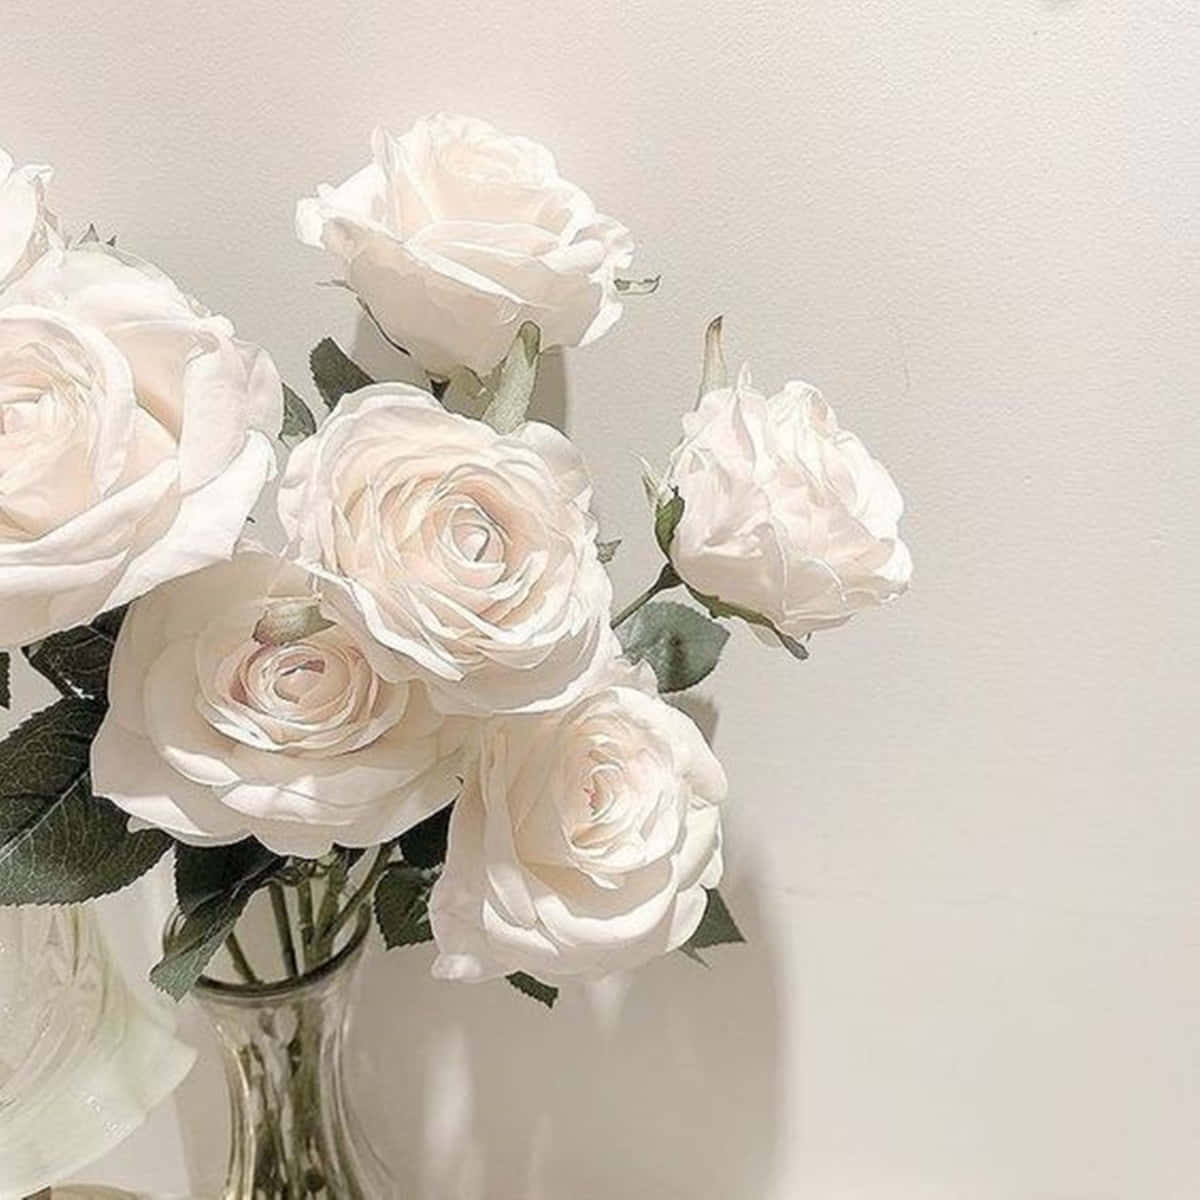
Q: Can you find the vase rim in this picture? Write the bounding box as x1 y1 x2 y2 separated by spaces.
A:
190 908 371 1005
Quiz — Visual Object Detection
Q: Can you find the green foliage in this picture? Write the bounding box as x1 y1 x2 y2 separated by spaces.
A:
373 863 434 949
152 841 284 1000
654 490 685 557
22 607 126 702
252 598 334 647
685 585 810 661
506 971 558 1009
614 275 661 296
398 804 452 869
480 322 541 434
0 651 8 709
174 840 283 917
0 699 170 904
700 315 728 397
280 382 317 443
681 888 745 964
617 600 728 693
310 338 375 412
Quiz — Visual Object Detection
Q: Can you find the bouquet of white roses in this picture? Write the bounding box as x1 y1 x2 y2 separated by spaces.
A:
0 115 911 1009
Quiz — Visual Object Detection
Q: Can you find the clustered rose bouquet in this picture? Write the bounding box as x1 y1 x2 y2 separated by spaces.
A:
0 116 911 1011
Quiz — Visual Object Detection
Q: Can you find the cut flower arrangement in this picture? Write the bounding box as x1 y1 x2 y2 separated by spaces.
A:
0 113 911 1195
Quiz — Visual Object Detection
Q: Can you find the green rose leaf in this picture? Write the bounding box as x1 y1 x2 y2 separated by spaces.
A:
0 652 9 709
681 888 745 965
506 971 558 1009
686 586 810 662
616 600 728 693
654 490 685 557
151 893 250 1000
398 803 452 870
310 338 375 412
614 275 661 296
0 699 170 905
174 840 283 918
22 607 126 702
251 598 334 647
280 382 317 443
481 322 541 434
152 841 284 1000
374 863 434 950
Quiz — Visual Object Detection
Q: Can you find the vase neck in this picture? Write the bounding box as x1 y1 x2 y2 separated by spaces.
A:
192 928 390 1200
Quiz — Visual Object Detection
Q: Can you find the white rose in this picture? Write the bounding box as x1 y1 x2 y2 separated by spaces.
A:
278 383 615 716
295 114 634 378
92 550 467 858
429 660 726 982
0 245 281 647
663 367 912 641
0 147 59 288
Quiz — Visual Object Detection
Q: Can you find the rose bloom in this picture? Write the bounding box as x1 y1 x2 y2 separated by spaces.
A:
92 550 466 858
0 244 281 647
663 367 912 641
429 661 726 982
278 383 614 717
0 148 58 288
295 114 633 378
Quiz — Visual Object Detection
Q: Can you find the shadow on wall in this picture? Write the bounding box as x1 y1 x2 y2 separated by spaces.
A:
353 870 784 1200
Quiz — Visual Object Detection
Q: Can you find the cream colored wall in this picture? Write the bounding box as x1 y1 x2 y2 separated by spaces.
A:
3 1 1199 1196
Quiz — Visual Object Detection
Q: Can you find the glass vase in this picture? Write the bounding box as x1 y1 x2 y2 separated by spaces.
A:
0 905 195 1200
189 914 391 1200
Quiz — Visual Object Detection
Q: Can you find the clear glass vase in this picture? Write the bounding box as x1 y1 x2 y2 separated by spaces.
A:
189 915 392 1200
0 905 195 1200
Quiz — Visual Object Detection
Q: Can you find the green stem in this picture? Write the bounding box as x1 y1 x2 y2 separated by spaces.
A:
225 930 260 985
296 877 316 971
324 844 393 947
611 562 681 629
269 883 300 979
314 852 348 958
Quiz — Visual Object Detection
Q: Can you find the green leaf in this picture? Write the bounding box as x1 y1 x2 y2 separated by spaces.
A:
506 971 558 1009
309 338 375 412
681 888 745 965
175 840 283 918
0 651 9 709
22 608 126 702
614 275 661 296
398 803 452 869
700 315 728 397
654 489 685 557
280 382 317 443
0 699 171 904
151 892 249 1000
440 367 489 418
686 585 810 661
481 322 541 434
616 601 729 693
152 841 284 999
596 538 621 565
252 598 334 647
374 863 434 949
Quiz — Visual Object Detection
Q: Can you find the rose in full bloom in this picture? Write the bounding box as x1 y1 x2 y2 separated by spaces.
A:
662 366 912 642
429 661 726 981
295 114 634 378
0 147 58 288
278 383 615 716
92 550 467 858
0 245 281 647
